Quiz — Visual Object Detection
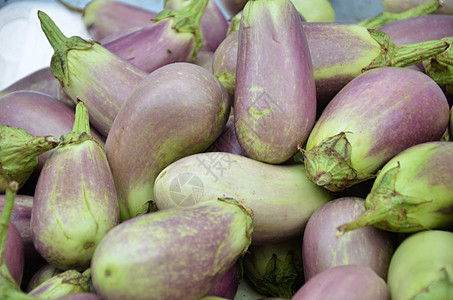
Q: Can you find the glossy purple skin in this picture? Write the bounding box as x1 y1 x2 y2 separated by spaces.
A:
206 116 247 156
83 0 157 40
103 18 196 73
5 221 24 286
235 0 316 164
302 197 394 281
205 261 242 299
0 67 74 108
383 0 453 14
292 265 390 300
55 293 102 300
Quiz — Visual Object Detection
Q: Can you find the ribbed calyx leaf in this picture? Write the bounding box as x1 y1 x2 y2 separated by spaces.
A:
301 132 375 192
37 10 96 87
153 0 209 59
423 37 453 95
0 126 60 191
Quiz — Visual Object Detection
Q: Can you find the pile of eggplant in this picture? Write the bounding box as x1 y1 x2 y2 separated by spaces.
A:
0 0 453 299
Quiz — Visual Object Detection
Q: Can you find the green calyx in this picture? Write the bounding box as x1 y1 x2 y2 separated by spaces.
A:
0 126 60 191
301 132 375 192
364 29 449 72
412 267 453 300
227 12 242 36
423 37 453 95
153 0 209 60
38 10 97 87
358 0 442 29
60 101 92 146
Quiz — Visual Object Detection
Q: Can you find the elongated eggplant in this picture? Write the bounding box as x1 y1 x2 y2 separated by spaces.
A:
105 62 230 221
102 0 209 73
31 102 119 270
337 141 453 235
292 265 390 300
28 269 91 299
302 197 393 281
206 116 247 156
235 0 316 164
82 0 158 40
38 11 147 137
91 198 253 300
5 222 24 286
154 152 332 244
387 230 453 300
383 0 453 14
302 67 449 192
212 31 238 99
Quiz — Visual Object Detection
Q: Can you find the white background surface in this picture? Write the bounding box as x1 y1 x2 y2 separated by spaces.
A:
0 0 383 90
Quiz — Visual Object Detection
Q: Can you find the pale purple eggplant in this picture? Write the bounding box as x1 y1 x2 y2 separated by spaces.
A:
302 67 449 192
235 0 316 164
219 0 247 17
204 261 242 299
5 222 24 286
212 30 238 99
38 11 147 137
82 0 158 40
91 198 253 300
0 67 73 108
31 102 119 271
28 269 91 299
105 62 230 221
98 26 142 44
165 0 229 52
337 141 453 234
102 0 209 73
292 265 390 300
25 263 62 292
302 197 393 281
383 0 453 14
194 50 214 72
206 116 247 156
56 293 102 300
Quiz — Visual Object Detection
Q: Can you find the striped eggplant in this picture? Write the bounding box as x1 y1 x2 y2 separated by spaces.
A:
105 62 230 221
383 0 453 14
387 230 453 300
26 264 62 292
212 30 238 99
102 0 209 73
153 152 332 244
337 141 453 235
31 102 119 271
235 0 316 164
302 67 449 192
82 0 158 40
38 11 147 137
91 198 253 300
28 269 91 299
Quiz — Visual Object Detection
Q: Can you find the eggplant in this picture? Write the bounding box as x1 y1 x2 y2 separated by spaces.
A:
337 141 453 234
450 108 453 139
25 263 62 292
302 197 393 281
28 269 91 299
154 152 332 244
302 67 449 192
194 50 215 72
292 265 390 300
0 67 74 108
290 0 335 22
56 293 102 300
105 62 230 221
212 30 239 99
82 0 158 40
91 198 253 300
102 0 209 73
383 0 453 14
423 37 453 98
164 0 229 52
5 221 24 286
234 0 316 164
387 230 453 299
219 0 248 16
206 116 247 157
38 11 147 137
204 261 242 299
31 102 119 271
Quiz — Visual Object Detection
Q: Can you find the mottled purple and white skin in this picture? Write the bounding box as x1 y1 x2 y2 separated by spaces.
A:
302 197 394 281
105 62 230 221
383 0 453 14
206 116 247 156
204 261 242 299
234 0 316 164
292 265 390 300
5 222 24 286
212 30 239 99
83 0 157 41
0 67 73 107
91 199 253 300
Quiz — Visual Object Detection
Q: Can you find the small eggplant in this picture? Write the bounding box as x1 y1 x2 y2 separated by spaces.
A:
5 221 24 287
31 102 119 270
204 261 242 299
234 0 316 164
91 198 253 300
105 62 230 221
82 0 158 40
302 67 449 192
383 0 453 14
38 11 147 137
25 263 62 292
337 141 453 235
212 30 238 99
206 116 247 157
28 269 91 299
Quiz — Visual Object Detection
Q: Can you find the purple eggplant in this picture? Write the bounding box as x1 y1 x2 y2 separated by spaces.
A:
5 221 24 286
302 197 393 281
234 0 316 164
56 293 102 300
31 102 119 271
206 116 247 156
204 261 242 299
82 0 158 40
38 11 147 137
91 198 253 300
0 67 74 108
450 108 453 138
292 265 390 300
194 50 214 72
302 67 449 192
28 269 91 299
25 263 62 292
383 0 453 14
212 30 238 99
102 0 209 73
105 62 230 221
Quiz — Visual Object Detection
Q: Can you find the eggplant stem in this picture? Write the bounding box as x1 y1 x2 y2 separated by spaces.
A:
336 208 387 237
